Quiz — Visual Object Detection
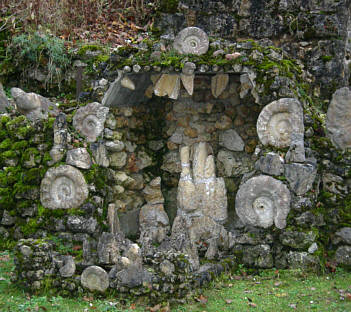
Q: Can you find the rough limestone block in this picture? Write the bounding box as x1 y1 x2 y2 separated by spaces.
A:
235 175 291 229
326 87 351 150
40 165 88 209
285 163 317 195
66 148 92 169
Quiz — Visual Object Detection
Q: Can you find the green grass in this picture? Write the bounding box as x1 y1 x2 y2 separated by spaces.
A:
1 250 351 311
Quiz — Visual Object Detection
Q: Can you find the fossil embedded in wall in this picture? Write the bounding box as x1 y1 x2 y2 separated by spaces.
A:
326 87 351 150
173 27 209 55
235 175 291 229
40 165 88 209
256 98 304 148
73 102 109 142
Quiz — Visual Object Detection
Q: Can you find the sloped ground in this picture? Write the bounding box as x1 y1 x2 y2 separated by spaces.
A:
1 250 351 311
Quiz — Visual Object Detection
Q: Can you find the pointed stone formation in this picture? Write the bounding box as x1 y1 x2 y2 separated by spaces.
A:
235 175 291 229
181 62 196 95
154 74 180 99
121 76 135 90
73 102 109 142
173 27 209 55
108 203 121 234
257 98 304 148
211 74 229 98
326 87 351 150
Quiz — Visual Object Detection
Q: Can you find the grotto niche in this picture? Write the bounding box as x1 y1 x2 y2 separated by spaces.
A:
6 27 327 298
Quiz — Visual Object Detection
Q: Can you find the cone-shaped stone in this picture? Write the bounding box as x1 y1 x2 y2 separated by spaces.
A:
181 74 195 95
211 74 229 98
121 76 135 90
154 74 180 99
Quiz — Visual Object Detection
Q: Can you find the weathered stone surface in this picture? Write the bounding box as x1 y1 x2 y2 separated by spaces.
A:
287 251 319 270
326 87 351 150
0 83 10 112
139 203 170 244
335 246 351 265
73 102 109 142
235 175 291 229
59 255 76 277
173 27 209 55
286 133 306 163
107 203 121 234
66 216 97 234
154 74 180 99
285 163 317 195
90 141 110 167
334 228 351 245
11 87 58 120
142 177 164 204
219 129 245 151
255 152 284 176
280 230 317 250
161 151 181 173
160 260 175 276
40 165 88 209
217 150 254 177
177 143 228 224
242 244 273 268
109 151 127 168
1 210 15 226
97 232 120 265
322 173 347 196
66 148 92 169
102 72 151 107
257 98 304 148
120 76 135 90
181 74 195 96
81 266 109 292
211 74 229 98
105 140 125 152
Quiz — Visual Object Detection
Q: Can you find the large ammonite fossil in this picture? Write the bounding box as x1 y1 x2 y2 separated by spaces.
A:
40 165 88 209
73 102 109 142
173 27 209 55
256 98 304 148
235 175 291 229
326 87 351 150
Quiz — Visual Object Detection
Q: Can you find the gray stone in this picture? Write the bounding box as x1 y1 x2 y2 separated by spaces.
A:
173 27 209 55
286 133 306 163
11 87 58 120
335 246 351 265
322 173 347 196
308 243 318 254
0 83 10 112
81 265 109 292
40 165 88 209
107 203 121 234
255 152 284 176
97 232 120 265
136 150 153 170
1 210 15 226
53 113 68 147
295 211 325 227
20 245 32 257
119 208 140 237
326 87 351 150
217 150 254 177
242 244 273 268
148 140 164 151
257 98 304 148
139 203 170 244
90 141 110 167
66 148 92 169
73 102 109 142
211 74 229 98
334 228 351 245
169 127 184 144
287 252 319 270
160 260 175 276
161 151 181 173
280 230 317 250
181 74 195 96
102 72 151 107
235 175 291 229
142 177 164 204
105 140 125 152
59 256 76 277
109 152 127 168
219 129 245 151
66 216 97 234
285 163 317 195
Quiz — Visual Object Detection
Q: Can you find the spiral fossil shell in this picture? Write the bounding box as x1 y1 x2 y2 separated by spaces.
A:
73 102 109 142
173 27 209 55
256 98 304 148
235 175 291 229
40 165 88 209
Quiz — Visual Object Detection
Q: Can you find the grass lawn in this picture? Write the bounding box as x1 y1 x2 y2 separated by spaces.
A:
1 250 351 312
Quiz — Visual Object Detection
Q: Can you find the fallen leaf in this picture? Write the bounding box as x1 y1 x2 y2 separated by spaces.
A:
195 294 208 305
225 299 233 304
248 302 257 308
346 293 351 301
274 282 282 287
83 296 93 302
288 303 297 309
130 303 136 310
147 304 161 312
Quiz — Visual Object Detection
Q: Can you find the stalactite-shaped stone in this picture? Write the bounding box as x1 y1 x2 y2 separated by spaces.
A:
211 74 229 98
